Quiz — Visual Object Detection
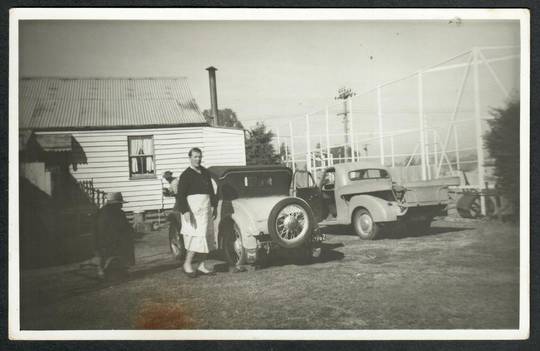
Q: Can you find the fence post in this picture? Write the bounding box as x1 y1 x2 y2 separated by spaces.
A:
289 121 296 174
325 106 331 167
418 71 427 181
305 114 312 174
377 86 385 166
433 129 439 173
454 124 461 171
284 138 289 168
276 127 281 163
473 47 487 215
390 134 395 168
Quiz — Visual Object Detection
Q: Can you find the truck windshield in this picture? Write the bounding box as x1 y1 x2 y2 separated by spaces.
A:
349 169 389 180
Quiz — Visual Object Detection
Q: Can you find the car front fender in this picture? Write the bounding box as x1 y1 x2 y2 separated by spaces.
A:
348 194 400 223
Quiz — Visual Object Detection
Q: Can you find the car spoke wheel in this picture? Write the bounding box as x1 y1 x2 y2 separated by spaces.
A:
353 208 380 240
269 198 314 249
276 204 309 241
223 223 246 266
169 219 185 261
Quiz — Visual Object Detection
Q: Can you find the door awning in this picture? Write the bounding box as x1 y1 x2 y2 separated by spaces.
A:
34 134 73 152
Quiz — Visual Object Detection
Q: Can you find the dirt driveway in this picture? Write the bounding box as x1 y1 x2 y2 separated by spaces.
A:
20 219 519 330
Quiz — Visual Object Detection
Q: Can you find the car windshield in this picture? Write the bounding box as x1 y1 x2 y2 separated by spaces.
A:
349 169 389 180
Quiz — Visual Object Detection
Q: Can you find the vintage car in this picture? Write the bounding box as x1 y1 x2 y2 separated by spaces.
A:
294 162 460 240
168 165 324 266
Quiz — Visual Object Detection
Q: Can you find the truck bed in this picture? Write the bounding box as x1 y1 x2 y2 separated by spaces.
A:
402 176 461 206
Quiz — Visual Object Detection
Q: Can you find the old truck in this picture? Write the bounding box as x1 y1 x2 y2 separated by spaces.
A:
294 162 460 240
168 165 324 267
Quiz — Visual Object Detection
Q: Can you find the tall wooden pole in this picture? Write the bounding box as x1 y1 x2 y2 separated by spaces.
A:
348 98 355 162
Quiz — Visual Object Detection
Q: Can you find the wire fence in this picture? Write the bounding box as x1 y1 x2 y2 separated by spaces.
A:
269 46 519 189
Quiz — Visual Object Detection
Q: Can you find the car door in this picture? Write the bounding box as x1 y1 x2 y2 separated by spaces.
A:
293 170 322 222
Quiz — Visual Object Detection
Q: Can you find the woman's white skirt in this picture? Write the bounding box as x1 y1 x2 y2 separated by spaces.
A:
181 194 216 253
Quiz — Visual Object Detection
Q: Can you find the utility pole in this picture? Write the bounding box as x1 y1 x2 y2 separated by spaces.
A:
335 87 356 160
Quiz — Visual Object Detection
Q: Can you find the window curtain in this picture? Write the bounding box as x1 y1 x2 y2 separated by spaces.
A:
130 137 154 174
130 138 144 156
142 138 154 172
131 158 139 173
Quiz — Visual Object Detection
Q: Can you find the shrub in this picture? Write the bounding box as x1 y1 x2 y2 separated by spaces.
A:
484 99 520 217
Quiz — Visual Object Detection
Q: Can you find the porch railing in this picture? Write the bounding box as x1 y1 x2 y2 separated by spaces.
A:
78 179 107 208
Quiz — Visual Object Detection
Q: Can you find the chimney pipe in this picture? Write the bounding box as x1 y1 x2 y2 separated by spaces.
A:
206 66 219 126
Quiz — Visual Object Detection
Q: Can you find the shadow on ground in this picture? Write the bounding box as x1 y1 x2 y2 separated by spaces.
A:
230 242 347 270
319 223 473 240
29 259 184 306
384 225 473 239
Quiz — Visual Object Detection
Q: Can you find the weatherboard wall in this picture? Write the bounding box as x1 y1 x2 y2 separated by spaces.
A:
34 126 246 212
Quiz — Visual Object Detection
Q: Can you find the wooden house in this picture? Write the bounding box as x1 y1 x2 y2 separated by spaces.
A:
19 77 246 214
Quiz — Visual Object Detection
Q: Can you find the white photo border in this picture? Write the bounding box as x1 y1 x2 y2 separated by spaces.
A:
8 7 531 341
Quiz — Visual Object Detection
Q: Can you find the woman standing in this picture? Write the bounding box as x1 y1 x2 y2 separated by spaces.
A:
176 147 217 277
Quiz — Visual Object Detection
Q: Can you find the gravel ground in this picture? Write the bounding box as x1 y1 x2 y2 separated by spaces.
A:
19 219 520 330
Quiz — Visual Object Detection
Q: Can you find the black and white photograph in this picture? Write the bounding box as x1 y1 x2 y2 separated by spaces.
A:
8 8 529 340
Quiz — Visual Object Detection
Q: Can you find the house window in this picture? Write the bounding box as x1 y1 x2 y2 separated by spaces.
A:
128 135 155 179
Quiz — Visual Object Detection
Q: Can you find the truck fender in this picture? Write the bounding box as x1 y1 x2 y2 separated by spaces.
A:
348 194 398 223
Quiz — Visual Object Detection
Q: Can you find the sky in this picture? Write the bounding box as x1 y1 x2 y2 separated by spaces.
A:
19 19 520 158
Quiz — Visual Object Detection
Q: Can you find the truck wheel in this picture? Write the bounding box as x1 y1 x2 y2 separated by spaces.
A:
268 198 314 249
169 219 186 261
352 208 380 240
223 222 247 267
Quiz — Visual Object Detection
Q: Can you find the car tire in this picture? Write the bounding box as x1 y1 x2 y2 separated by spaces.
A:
223 222 247 267
268 197 315 249
352 208 380 240
169 216 186 261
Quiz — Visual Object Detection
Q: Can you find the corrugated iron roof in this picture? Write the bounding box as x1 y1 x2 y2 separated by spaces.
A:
19 78 207 130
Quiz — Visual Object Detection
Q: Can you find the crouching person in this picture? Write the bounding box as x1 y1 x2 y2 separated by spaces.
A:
94 192 135 280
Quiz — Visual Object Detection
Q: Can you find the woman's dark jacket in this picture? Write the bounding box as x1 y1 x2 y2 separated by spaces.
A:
176 166 218 214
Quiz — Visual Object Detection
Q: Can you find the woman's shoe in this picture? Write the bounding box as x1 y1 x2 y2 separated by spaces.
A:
183 268 198 278
197 267 216 276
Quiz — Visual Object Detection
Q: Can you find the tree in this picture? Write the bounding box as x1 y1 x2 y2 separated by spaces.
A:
484 99 520 215
202 108 244 129
245 122 280 165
